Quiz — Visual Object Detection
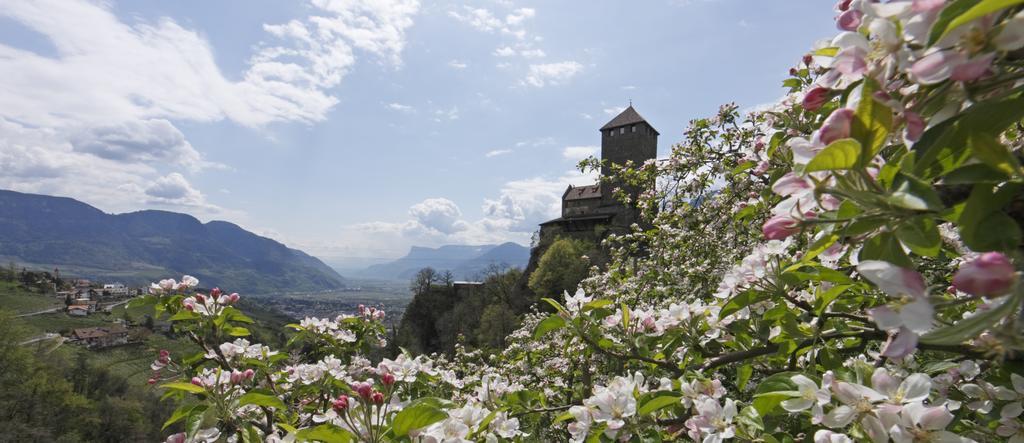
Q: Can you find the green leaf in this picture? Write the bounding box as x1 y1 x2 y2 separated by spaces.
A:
163 404 206 430
226 326 251 337
736 364 753 390
621 303 630 331
859 233 913 268
959 183 1023 252
160 382 206 394
541 297 569 316
554 412 575 424
222 307 256 324
582 299 614 312
803 233 840 263
815 284 852 315
928 0 982 45
813 47 838 57
895 216 942 257
752 372 799 415
888 174 944 211
638 395 681 416
237 391 286 410
921 290 1023 345
969 132 1022 176
851 79 892 160
392 403 447 437
943 163 1010 184
915 87 1024 179
295 424 354 443
805 138 862 172
533 315 567 339
934 0 1024 44
720 291 768 319
169 310 200 322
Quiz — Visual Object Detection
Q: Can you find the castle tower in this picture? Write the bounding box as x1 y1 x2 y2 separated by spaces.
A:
598 105 658 208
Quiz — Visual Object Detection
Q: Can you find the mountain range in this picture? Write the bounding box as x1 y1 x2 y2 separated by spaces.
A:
0 190 345 294
354 242 530 281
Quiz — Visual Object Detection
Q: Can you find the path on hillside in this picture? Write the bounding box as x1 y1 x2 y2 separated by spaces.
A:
18 333 61 346
15 307 61 317
102 298 134 312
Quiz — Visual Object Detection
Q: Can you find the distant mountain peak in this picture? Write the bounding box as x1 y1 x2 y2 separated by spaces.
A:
358 242 529 281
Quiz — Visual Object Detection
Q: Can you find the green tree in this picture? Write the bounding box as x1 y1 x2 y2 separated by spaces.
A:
527 237 592 300
475 303 519 349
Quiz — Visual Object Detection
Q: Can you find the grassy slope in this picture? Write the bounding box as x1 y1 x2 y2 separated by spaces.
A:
3 283 294 385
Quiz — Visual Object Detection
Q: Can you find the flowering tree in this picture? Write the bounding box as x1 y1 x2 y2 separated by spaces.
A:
141 1 1024 441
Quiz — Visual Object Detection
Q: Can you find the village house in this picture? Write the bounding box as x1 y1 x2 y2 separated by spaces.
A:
102 283 132 297
67 305 90 316
71 325 131 349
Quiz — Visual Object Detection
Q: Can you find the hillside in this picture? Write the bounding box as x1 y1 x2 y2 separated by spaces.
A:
358 242 529 281
0 190 345 294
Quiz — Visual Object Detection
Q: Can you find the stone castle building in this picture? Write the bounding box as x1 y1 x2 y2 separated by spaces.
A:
540 105 658 235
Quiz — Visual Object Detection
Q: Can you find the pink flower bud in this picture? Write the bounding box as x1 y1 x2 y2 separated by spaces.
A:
195 294 205 304
210 287 222 299
158 355 169 364
950 54 994 83
230 370 244 385
228 293 240 304
354 382 373 399
147 378 157 385
183 303 194 312
382 373 396 386
819 108 855 145
371 391 385 405
243 369 255 380
836 9 863 31
754 138 766 152
159 349 170 358
803 54 813 66
358 304 366 315
835 0 853 11
952 252 1016 297
911 50 964 85
373 310 385 320
191 377 203 387
904 111 925 142
167 433 187 443
763 215 801 240
753 161 770 176
801 86 831 111
642 316 657 331
789 67 798 76
332 395 350 413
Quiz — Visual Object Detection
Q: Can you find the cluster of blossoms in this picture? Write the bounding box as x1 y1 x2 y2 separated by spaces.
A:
146 1 1024 441
150 275 199 294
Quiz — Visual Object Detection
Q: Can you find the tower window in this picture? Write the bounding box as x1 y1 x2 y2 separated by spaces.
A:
609 129 614 137
631 125 636 133
619 127 624 134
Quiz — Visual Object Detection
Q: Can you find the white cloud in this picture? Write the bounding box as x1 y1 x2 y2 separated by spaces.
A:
386 102 415 113
505 8 536 25
448 7 504 32
0 0 420 213
433 106 460 122
604 106 627 116
69 119 214 171
449 5 535 39
408 198 468 234
144 172 211 208
481 169 596 232
523 61 584 87
448 60 468 69
520 48 546 58
562 146 598 161
485 149 512 158
494 46 516 57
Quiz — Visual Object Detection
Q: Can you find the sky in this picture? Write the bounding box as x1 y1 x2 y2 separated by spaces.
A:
0 0 839 268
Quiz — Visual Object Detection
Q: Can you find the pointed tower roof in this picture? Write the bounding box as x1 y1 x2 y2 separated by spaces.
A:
600 105 658 134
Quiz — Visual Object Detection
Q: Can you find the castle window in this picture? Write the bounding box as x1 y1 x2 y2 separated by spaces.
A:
631 125 636 133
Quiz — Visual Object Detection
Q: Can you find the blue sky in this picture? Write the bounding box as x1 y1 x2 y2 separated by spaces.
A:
0 0 838 267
